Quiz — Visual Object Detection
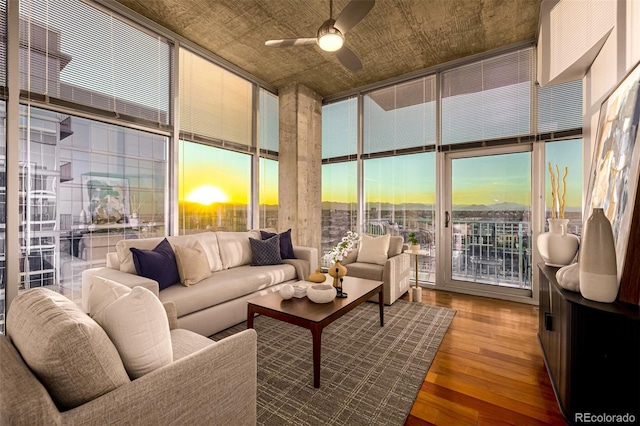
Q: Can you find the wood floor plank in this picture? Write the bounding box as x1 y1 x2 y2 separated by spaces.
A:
403 288 568 425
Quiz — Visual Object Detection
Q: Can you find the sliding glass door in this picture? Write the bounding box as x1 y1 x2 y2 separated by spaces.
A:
443 146 533 296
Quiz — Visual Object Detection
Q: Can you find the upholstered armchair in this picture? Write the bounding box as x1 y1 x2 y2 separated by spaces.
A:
341 234 410 305
0 288 257 425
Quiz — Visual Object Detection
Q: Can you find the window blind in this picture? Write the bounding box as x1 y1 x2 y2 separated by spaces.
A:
441 47 533 144
18 0 171 125
0 0 6 96
259 89 278 153
322 97 357 160
179 48 252 147
537 80 582 133
363 75 436 154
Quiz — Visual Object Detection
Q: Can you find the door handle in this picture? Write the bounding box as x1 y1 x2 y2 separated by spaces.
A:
445 211 450 228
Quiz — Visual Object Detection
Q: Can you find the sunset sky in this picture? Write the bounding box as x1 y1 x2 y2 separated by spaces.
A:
181 139 582 209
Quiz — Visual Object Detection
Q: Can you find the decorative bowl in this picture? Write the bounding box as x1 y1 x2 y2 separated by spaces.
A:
306 284 336 303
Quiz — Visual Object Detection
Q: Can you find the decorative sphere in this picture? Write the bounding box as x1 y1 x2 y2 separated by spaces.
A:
279 284 295 300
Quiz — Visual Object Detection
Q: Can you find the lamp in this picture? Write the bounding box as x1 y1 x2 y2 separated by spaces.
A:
317 19 344 52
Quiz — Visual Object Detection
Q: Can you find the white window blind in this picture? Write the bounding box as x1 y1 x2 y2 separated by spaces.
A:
364 76 436 154
538 80 583 133
179 48 252 147
259 89 278 152
18 0 171 124
441 47 533 144
322 97 357 159
0 0 6 94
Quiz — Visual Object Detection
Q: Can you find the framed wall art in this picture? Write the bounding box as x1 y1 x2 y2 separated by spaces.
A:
584 61 640 305
81 174 130 225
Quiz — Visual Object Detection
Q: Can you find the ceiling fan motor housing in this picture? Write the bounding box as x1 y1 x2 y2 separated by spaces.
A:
317 19 344 52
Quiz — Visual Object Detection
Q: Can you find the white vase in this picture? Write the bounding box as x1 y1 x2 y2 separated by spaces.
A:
537 218 580 267
579 208 618 303
556 262 580 292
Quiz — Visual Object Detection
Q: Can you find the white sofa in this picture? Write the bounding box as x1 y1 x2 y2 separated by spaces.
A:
82 230 318 336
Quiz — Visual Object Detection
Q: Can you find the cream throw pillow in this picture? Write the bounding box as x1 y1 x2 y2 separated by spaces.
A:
174 241 213 286
357 233 391 266
88 276 131 318
93 286 173 379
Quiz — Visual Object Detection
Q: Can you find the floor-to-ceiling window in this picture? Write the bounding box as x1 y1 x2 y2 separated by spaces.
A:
8 0 171 314
363 76 437 283
178 47 255 233
320 45 583 301
259 89 279 229
0 0 7 331
178 140 251 232
321 97 357 265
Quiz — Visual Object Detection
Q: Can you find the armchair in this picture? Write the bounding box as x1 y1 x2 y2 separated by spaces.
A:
0 288 257 425
341 235 411 305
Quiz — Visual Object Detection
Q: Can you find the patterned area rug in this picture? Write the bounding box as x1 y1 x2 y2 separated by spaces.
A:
213 300 456 425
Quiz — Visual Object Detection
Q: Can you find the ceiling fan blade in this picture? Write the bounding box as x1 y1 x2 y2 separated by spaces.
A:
265 38 317 48
334 0 375 34
335 45 363 72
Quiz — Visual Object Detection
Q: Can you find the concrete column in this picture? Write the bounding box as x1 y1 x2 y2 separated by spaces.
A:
278 83 322 257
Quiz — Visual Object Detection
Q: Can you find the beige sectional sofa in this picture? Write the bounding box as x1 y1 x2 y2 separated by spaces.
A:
82 230 318 336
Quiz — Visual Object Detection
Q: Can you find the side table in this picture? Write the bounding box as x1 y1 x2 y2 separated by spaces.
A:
404 249 429 302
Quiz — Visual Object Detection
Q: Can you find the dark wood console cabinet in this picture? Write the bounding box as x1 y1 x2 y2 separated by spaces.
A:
538 264 639 424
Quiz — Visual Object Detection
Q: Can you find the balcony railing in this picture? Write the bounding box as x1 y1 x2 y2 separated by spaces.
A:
321 213 533 290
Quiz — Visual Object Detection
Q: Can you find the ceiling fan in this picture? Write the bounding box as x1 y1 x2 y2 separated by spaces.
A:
265 0 375 72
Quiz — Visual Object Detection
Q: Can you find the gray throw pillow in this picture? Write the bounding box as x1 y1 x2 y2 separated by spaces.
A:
249 234 283 266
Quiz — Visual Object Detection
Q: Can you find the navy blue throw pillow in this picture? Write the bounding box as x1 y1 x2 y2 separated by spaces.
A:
130 238 180 291
250 234 283 266
260 229 296 259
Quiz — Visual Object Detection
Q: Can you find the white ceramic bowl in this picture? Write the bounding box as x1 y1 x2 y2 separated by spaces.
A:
306 284 336 303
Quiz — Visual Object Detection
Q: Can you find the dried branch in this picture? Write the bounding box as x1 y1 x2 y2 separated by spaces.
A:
560 166 568 219
548 162 558 219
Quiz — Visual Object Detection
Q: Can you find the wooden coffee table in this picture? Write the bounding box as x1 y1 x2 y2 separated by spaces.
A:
247 276 384 388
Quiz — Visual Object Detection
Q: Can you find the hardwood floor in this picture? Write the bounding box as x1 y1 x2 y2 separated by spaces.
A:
402 287 568 426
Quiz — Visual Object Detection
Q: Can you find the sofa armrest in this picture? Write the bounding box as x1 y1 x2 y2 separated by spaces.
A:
381 252 411 304
64 329 257 425
81 267 160 313
0 336 63 425
292 245 319 272
163 301 179 330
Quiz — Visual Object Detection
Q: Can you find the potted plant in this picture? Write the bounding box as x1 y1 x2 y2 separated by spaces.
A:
408 232 420 251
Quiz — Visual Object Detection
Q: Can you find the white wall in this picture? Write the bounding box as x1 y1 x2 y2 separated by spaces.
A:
538 0 639 204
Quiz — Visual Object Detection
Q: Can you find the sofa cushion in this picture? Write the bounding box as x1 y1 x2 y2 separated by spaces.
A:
6 288 130 410
357 233 391 266
130 238 180 291
216 230 260 269
93 286 173 379
158 264 296 317
170 329 215 360
168 233 223 273
388 236 405 257
250 234 283 266
88 276 131 317
261 229 296 259
345 262 384 281
116 236 164 274
174 241 213 286
116 233 224 274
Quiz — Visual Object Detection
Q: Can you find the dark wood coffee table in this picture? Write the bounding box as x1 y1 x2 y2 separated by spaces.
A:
247 276 384 388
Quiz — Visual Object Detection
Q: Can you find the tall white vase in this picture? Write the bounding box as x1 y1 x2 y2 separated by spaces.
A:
579 208 618 303
537 218 580 267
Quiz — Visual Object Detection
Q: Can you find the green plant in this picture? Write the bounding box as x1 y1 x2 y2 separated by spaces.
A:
408 232 418 245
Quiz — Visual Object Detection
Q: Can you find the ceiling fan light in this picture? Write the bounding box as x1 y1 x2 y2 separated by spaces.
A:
318 32 344 52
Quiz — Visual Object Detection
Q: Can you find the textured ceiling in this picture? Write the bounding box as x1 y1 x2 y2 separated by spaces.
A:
113 0 541 97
